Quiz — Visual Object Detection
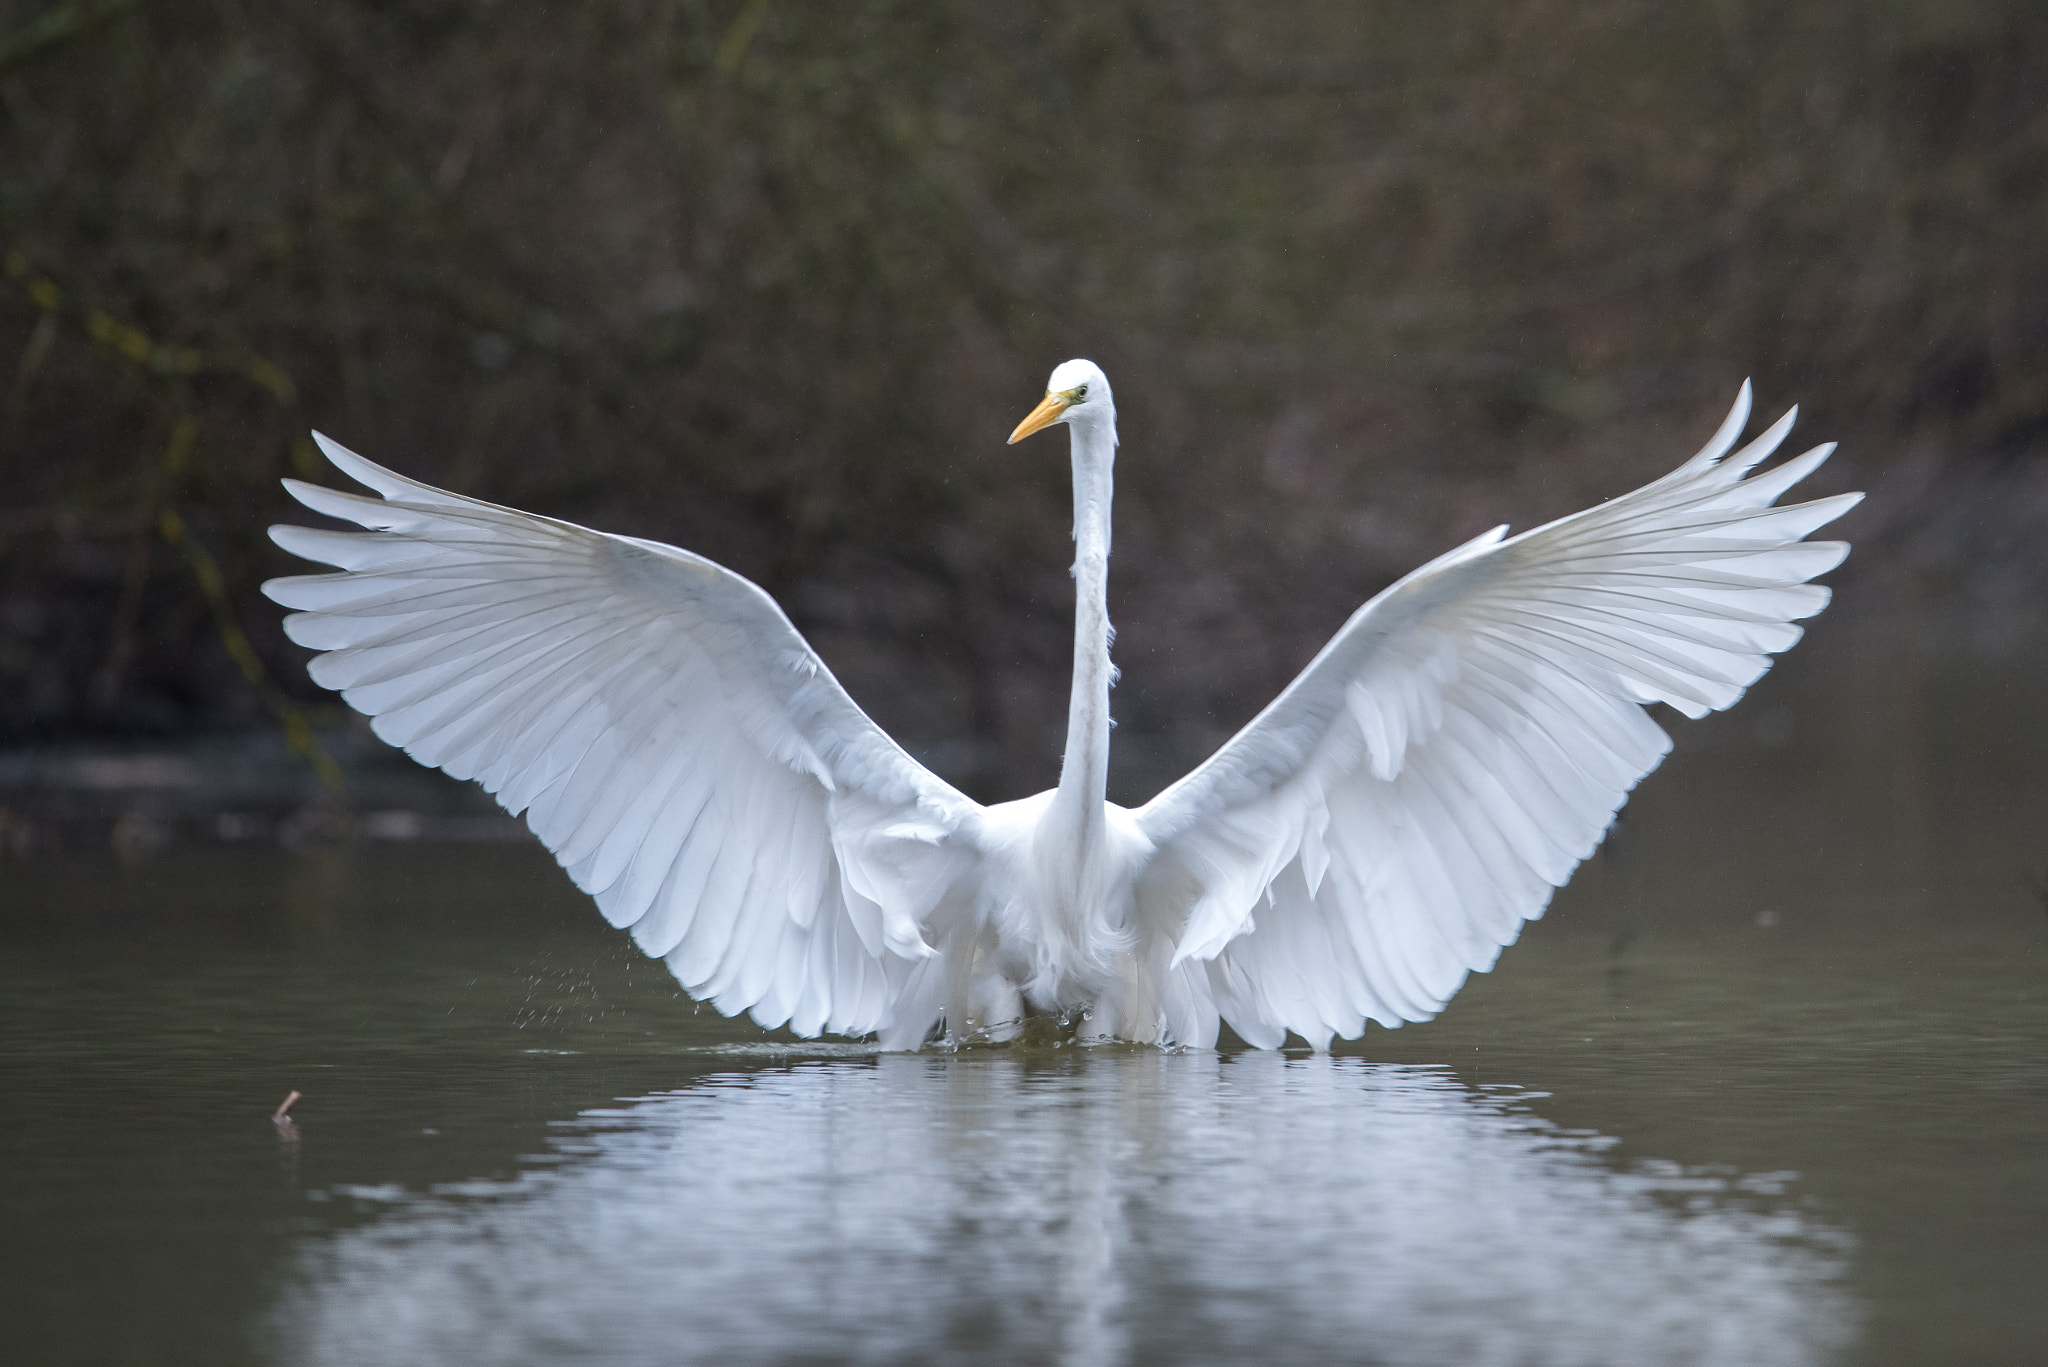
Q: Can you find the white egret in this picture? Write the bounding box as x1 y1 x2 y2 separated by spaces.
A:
264 360 1859 1049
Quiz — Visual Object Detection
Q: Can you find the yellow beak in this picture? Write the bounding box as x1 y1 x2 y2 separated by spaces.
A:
1008 391 1074 445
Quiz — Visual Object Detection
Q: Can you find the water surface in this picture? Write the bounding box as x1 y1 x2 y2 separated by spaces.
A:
1 841 2042 1366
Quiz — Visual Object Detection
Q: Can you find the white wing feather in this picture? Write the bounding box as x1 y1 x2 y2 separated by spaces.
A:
264 435 983 1040
1136 383 1861 1048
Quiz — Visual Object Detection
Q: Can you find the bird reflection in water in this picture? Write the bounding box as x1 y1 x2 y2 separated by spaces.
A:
272 1054 1855 1367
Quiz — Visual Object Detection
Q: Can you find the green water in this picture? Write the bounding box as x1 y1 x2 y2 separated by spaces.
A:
1 841 2043 1366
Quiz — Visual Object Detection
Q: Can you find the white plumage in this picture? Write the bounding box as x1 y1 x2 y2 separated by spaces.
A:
264 362 1859 1049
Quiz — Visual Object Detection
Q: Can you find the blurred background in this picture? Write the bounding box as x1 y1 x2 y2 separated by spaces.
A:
1 0 2043 908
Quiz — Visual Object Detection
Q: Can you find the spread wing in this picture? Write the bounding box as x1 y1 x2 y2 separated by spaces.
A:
263 435 983 1041
1136 384 1861 1048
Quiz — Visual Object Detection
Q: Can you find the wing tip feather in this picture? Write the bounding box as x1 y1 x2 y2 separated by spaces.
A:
1680 379 1754 473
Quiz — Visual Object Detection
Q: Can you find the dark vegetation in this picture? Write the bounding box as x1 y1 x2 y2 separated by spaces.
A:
2 0 2044 802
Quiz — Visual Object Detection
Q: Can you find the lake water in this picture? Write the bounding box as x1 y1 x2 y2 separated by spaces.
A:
2 829 2043 1366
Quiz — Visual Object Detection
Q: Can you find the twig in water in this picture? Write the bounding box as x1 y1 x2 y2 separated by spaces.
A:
273 1090 302 1123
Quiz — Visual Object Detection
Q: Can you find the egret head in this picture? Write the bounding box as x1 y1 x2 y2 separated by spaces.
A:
1008 359 1114 445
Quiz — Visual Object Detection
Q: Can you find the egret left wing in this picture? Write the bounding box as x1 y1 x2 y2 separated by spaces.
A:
1134 386 1860 1048
263 436 984 1044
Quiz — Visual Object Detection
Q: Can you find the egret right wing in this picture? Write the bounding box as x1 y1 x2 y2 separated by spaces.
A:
1135 385 1860 1047
264 436 983 1043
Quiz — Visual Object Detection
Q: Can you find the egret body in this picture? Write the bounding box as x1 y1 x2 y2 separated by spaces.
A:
266 361 1858 1049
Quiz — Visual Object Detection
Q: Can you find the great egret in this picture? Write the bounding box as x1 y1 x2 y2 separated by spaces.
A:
264 360 1858 1049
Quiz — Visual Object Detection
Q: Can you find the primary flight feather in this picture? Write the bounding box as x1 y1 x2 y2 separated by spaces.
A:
264 360 1859 1049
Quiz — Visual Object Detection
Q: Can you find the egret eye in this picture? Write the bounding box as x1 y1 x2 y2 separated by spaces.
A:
1074 385 1089 401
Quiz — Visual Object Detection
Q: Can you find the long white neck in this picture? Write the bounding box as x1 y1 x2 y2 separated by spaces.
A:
1047 407 1117 850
